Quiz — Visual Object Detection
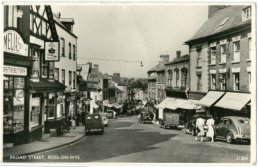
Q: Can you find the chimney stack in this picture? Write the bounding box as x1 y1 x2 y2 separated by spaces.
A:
176 50 181 58
93 64 99 70
160 55 169 63
208 5 228 19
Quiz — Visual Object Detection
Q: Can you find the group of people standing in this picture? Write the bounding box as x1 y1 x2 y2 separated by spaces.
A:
195 115 215 142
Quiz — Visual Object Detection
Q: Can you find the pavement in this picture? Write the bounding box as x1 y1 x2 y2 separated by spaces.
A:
3 125 85 160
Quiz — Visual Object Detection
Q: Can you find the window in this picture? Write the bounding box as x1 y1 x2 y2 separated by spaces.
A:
248 37 252 59
55 68 59 81
210 74 216 90
6 6 18 28
60 38 65 57
62 69 65 84
233 73 240 91
31 49 40 78
248 72 251 91
220 44 227 63
41 51 48 78
219 73 226 90
181 68 188 88
30 94 40 127
175 69 179 87
167 70 172 87
48 62 55 80
197 49 202 67
233 41 240 62
73 45 76 60
242 6 251 21
4 77 25 134
69 43 71 59
73 71 76 89
197 74 202 91
210 46 216 64
69 71 72 86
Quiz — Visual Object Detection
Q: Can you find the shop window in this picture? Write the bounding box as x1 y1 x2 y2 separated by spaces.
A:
219 73 226 90
3 77 25 134
233 41 240 62
62 69 65 84
197 74 202 91
56 92 64 118
210 46 216 64
220 44 227 63
210 74 216 90
30 94 40 127
47 93 56 119
55 68 59 81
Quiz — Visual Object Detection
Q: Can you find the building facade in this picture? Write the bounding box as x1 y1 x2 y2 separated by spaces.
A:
185 5 252 118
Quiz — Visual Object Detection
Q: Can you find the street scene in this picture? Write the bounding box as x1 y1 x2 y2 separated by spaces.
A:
3 3 254 164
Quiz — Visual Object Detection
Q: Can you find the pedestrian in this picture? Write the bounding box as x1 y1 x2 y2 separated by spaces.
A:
76 112 80 126
71 117 76 129
81 111 86 126
138 113 141 123
206 115 215 142
195 115 205 142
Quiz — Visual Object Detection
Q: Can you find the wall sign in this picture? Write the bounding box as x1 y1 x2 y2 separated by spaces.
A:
4 30 28 57
45 41 60 61
3 65 27 76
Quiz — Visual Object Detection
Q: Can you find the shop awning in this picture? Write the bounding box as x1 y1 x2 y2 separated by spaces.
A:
174 99 202 110
30 78 66 92
214 92 251 111
156 98 177 110
198 91 225 107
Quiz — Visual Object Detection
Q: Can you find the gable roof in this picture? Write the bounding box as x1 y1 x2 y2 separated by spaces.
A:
185 5 251 43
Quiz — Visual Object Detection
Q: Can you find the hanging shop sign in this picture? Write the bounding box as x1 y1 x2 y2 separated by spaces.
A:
45 41 60 61
3 65 27 76
4 29 28 57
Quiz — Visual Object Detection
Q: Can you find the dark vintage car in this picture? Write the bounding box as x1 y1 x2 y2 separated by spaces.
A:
139 111 152 124
214 116 250 144
85 113 104 135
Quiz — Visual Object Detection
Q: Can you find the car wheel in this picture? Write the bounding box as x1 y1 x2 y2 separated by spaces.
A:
226 132 234 144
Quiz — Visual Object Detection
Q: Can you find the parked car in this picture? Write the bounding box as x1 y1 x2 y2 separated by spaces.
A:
85 113 104 135
214 116 250 144
99 112 109 127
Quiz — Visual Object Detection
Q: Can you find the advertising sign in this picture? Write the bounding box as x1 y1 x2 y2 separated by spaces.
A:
45 41 60 61
4 29 28 57
3 65 27 76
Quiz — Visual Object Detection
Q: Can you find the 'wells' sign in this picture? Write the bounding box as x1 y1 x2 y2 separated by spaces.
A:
4 29 28 57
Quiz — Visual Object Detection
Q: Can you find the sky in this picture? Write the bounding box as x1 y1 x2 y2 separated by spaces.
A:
52 3 208 78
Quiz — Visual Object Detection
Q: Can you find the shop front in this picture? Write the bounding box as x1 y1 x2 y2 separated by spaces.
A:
3 28 31 145
29 79 66 136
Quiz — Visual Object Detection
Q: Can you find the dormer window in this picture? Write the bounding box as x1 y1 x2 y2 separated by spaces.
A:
242 6 251 21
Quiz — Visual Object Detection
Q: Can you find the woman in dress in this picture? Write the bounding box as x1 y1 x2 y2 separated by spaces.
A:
206 115 215 142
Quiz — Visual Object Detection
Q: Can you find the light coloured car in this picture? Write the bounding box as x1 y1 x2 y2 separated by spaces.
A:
214 116 250 144
99 113 109 127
